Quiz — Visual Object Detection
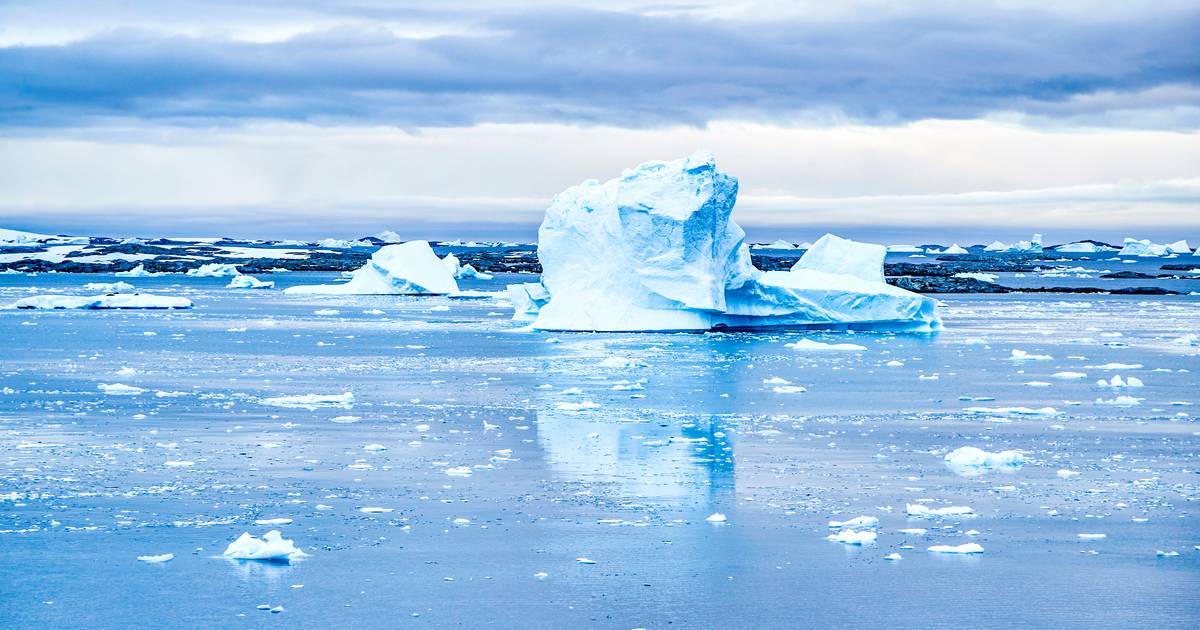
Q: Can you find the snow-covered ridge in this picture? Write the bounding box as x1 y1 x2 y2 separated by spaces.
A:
515 152 942 332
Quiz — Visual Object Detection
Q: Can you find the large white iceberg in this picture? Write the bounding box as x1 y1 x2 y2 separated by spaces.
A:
285 241 458 295
187 263 241 277
1055 241 1116 253
1119 238 1169 257
515 152 940 332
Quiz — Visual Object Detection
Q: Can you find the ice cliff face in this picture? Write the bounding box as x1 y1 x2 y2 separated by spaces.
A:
520 152 941 332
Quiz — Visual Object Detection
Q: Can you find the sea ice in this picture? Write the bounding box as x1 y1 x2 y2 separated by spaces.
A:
928 543 984 554
227 274 275 289
11 293 193 310
222 530 308 562
261 392 354 409
828 516 879 529
943 446 1024 474
115 264 159 277
516 153 940 332
187 263 241 277
827 529 877 545
785 339 868 352
137 553 174 563
907 504 975 518
83 281 135 292
285 241 458 295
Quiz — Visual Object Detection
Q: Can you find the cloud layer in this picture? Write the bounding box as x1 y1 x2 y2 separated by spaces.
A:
3 2 1198 128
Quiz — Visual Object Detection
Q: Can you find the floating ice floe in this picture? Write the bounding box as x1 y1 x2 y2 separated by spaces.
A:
99 383 145 395
1007 349 1052 361
953 272 998 283
928 543 984 554
828 516 879 529
963 406 1059 417
285 241 458 295
943 446 1024 475
907 504 975 518
137 553 174 563
827 529 877 545
222 530 308 562
1094 395 1143 407
705 512 727 523
261 392 354 409
10 293 193 310
227 274 274 289
512 153 940 332
83 281 134 292
785 339 868 352
187 263 241 277
1095 375 1143 388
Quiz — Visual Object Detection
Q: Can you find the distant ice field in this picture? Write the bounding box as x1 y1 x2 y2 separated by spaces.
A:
0 272 1197 628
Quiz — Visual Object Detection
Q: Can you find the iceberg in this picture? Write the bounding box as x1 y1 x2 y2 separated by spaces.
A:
186 263 241 277
10 293 193 309
936 244 969 255
1055 241 1115 253
285 241 458 295
115 264 159 277
1165 239 1191 254
943 446 1024 475
517 152 941 332
983 241 1011 252
1118 238 1169 257
441 252 494 280
227 274 274 289
83 281 135 293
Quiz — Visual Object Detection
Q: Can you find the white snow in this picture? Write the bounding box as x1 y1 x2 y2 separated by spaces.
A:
10 293 193 310
1095 395 1143 407
943 446 1024 473
227 274 275 289
928 543 984 554
285 241 458 295
1055 242 1115 253
222 530 308 562
953 272 998 283
784 339 868 352
519 153 940 332
1007 349 1052 361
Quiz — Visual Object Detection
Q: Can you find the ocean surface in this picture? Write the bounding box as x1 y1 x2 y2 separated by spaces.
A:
1 271 1198 628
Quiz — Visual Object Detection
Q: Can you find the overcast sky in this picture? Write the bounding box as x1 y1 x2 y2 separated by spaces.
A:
1 0 1197 242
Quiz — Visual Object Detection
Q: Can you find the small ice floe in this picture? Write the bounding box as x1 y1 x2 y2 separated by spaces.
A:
313 309 340 316
84 281 136 293
827 529 877 545
1086 362 1143 370
187 263 241 277
534 571 549 579
261 392 354 409
928 543 984 554
897 528 927 535
1156 550 1179 557
1024 381 1051 387
1077 533 1106 540
575 557 597 565
1057 469 1080 478
773 385 808 394
943 446 1023 475
762 377 790 384
99 383 145 395
785 339 867 352
1007 349 1052 361
445 466 472 477
222 530 307 562
596 356 648 368
363 443 387 452
164 460 195 467
227 274 274 289
1094 396 1143 407
705 512 727 523
1095 375 1144 388
886 360 904 367
883 553 903 561
1053 371 1088 380
359 507 393 514
11 293 193 309
255 518 293 526
963 406 1059 417
907 504 974 518
828 516 879 529
137 553 174 563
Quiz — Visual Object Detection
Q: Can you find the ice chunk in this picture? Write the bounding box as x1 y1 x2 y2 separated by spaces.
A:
187 263 241 277
963 406 1059 416
115 264 159 277
523 153 940 332
227 274 275 289
261 392 354 409
928 543 984 554
441 252 493 280
943 446 1023 475
222 530 308 562
705 512 727 523
99 383 145 395
1118 238 1169 257
907 504 974 518
828 516 879 529
954 272 998 283
785 339 867 352
84 281 135 293
285 241 458 295
1165 240 1191 254
137 553 174 563
11 293 192 309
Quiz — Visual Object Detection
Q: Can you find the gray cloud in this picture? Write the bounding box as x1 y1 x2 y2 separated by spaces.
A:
2 4 1198 129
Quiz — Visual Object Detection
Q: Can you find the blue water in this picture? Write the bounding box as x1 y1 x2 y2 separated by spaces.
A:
1 272 1198 628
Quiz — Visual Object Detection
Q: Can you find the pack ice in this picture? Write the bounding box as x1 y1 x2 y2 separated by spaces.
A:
285 241 458 295
513 152 941 332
